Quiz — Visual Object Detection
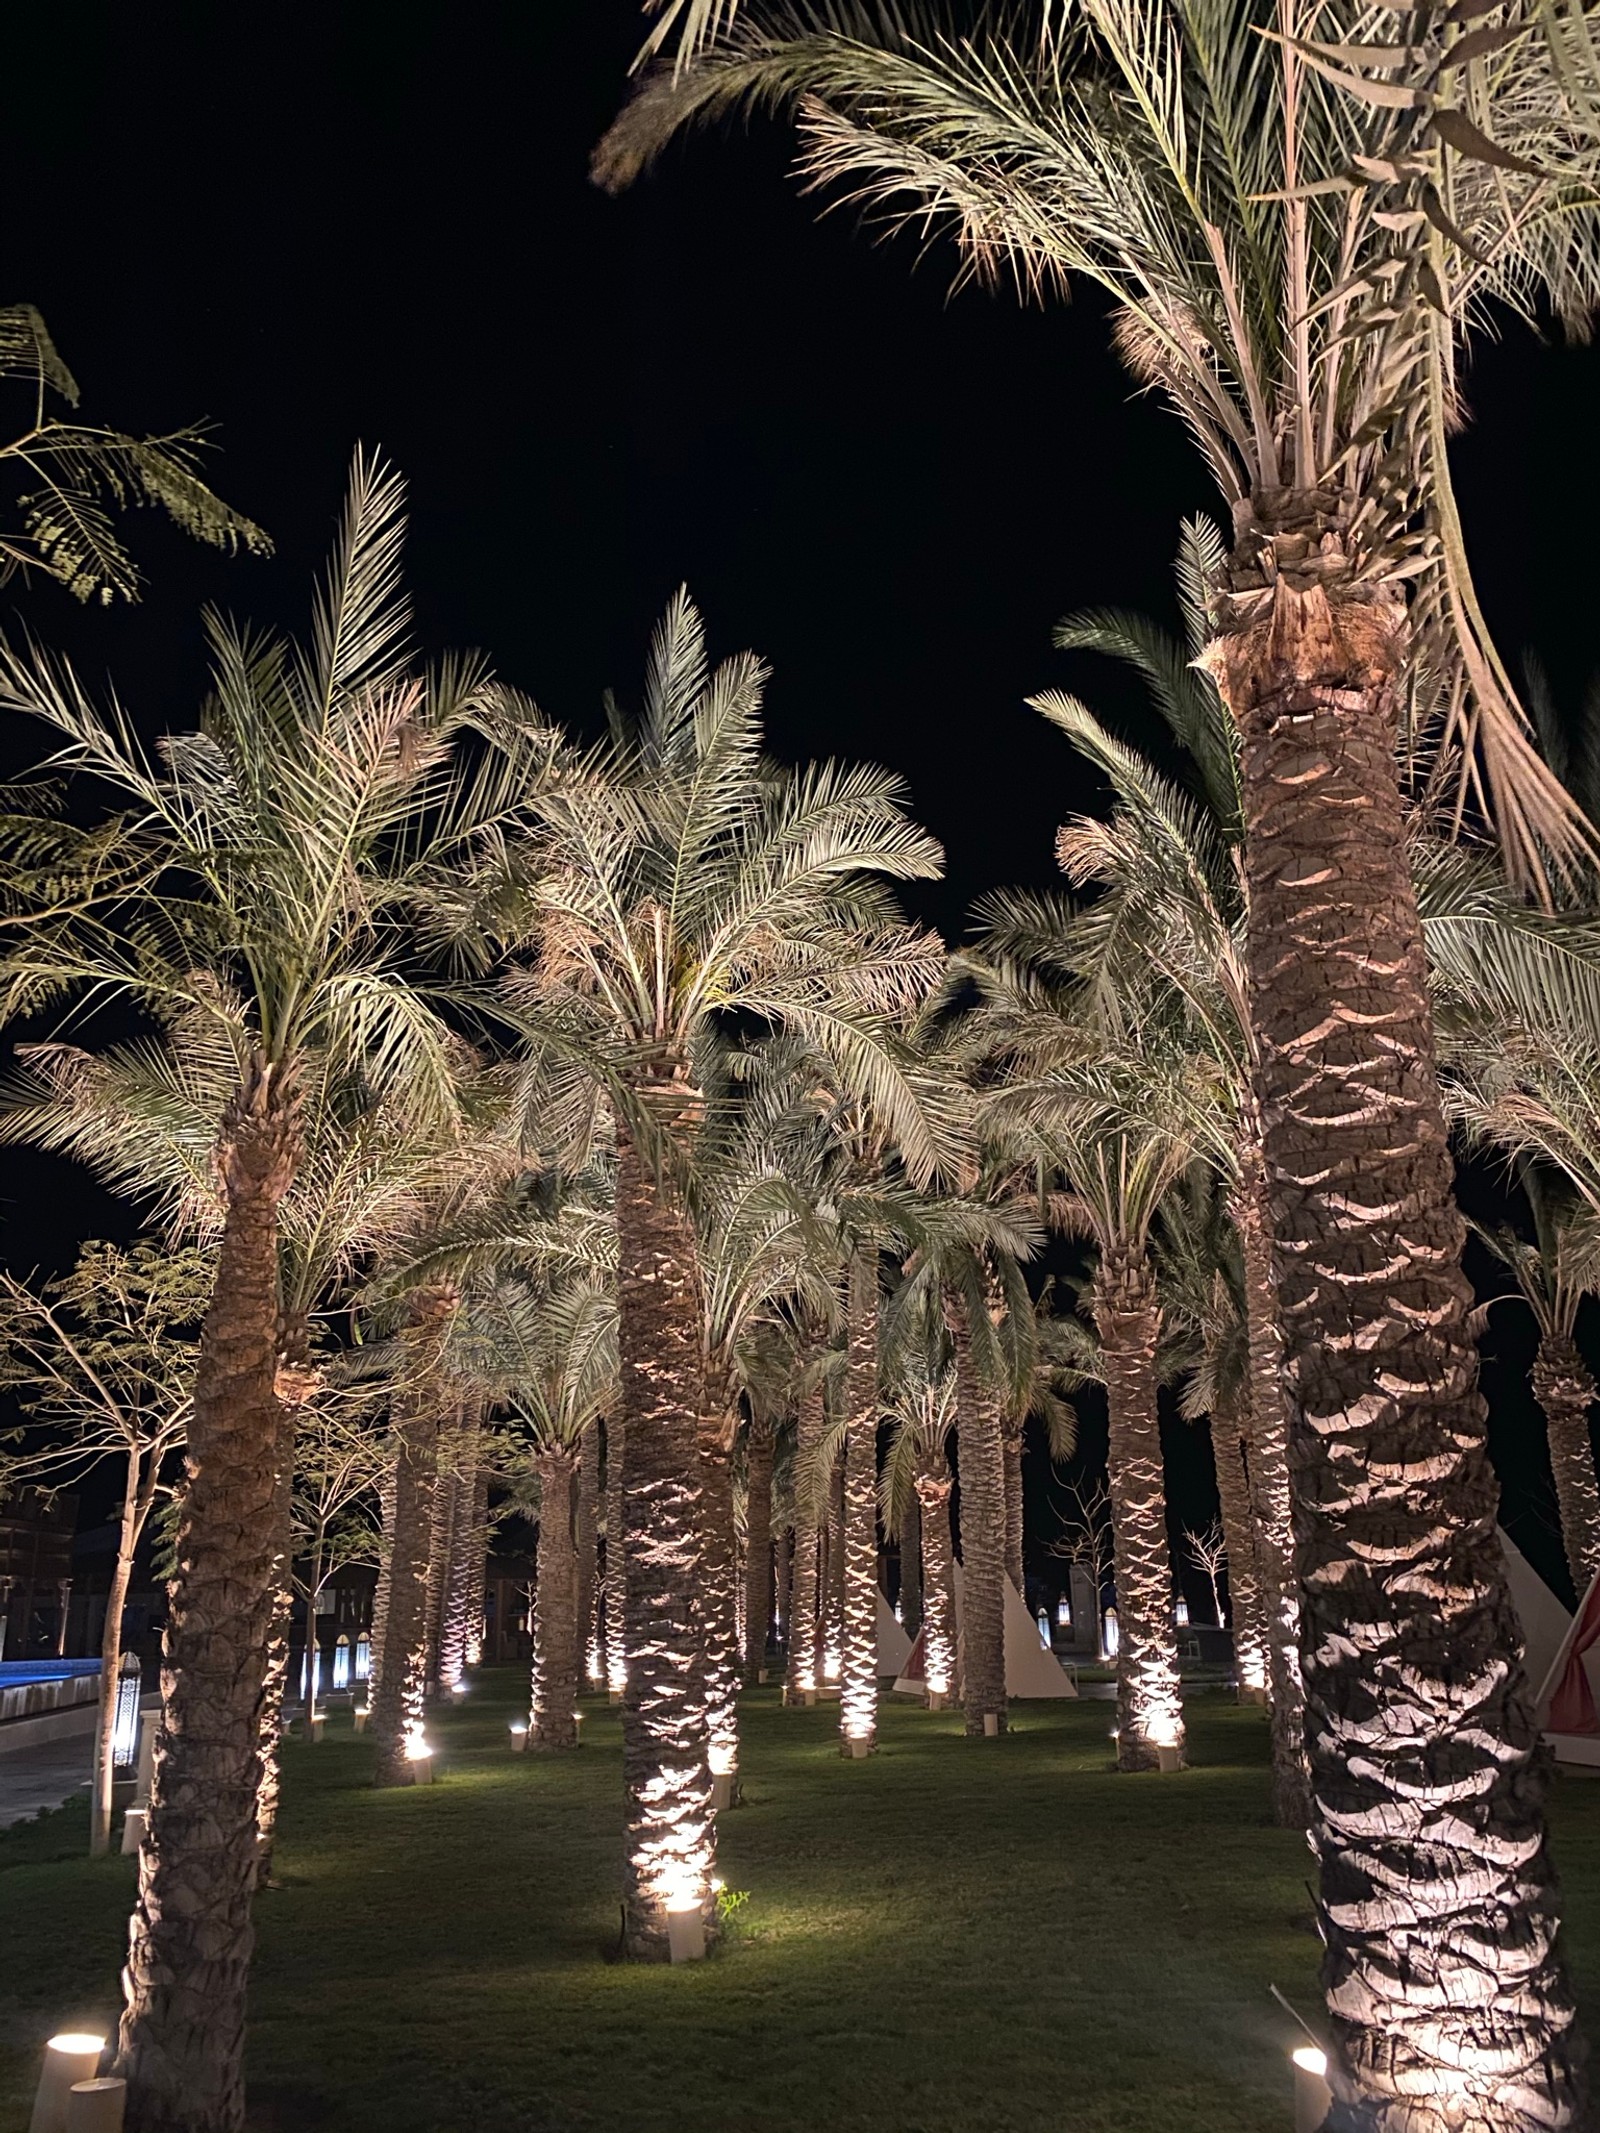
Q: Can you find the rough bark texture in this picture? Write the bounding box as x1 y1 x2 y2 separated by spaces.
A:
253 1320 315 1884
1003 1421 1025 1595
116 1066 299 2133
785 1381 825 1701
604 1414 626 1694
1210 555 1583 2128
743 1418 775 1684
1234 1140 1312 1827
615 1119 715 1958
697 1379 742 1785
914 1463 959 1702
368 1459 397 1704
438 1442 480 1691
1094 1246 1185 1772
1534 1334 1600 1600
900 1495 923 1639
532 1448 579 1750
1211 1395 1268 1697
369 1295 454 1788
462 1469 489 1670
823 1459 845 1683
577 1419 600 1683
840 1248 881 1751
93 1455 146 1857
774 1526 792 1657
951 1305 1007 1736
423 1451 458 1696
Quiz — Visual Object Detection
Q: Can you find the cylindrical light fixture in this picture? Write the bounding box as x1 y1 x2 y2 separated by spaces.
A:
29 2035 105 2133
1291 2046 1332 2133
665 1899 706 1964
509 1722 529 1753
982 1711 1000 1738
352 1705 369 1734
403 1727 434 1783
1157 1744 1182 1773
65 2080 125 2133
119 1809 146 1857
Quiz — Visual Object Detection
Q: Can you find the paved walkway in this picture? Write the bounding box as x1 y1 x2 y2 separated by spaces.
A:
0 1731 93 1829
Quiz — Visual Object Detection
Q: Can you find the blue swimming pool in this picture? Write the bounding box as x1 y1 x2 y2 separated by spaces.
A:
0 1659 101 1685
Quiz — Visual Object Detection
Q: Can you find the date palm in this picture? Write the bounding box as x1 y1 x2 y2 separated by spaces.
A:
601 6 1600 2111
503 589 951 1956
881 1349 962 1707
0 455 554 2133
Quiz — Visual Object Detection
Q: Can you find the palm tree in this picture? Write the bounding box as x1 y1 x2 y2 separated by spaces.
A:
601 9 1600 2108
504 589 951 1956
0 456 554 2129
784 1364 829 1703
881 1332 963 1705
0 1241 210 1855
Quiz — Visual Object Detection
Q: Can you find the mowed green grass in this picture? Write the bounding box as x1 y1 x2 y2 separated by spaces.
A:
7 1675 1600 2133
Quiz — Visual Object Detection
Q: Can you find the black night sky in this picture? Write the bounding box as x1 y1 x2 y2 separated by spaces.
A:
2 1 1598 1586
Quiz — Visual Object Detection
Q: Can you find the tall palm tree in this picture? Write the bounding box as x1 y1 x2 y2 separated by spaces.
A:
881 1349 962 1707
504 589 952 1956
601 9 1600 2110
0 456 554 2131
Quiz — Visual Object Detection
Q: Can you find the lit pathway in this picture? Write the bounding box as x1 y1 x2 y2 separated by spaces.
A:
0 1733 92 1829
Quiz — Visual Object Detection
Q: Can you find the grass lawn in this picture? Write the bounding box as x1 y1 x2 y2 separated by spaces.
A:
6 1674 1600 2133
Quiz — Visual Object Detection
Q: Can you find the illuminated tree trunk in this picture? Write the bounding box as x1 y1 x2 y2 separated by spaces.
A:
532 1447 579 1750
91 1446 155 1857
914 1461 958 1704
577 1418 601 1683
1210 1392 1267 1698
462 1468 489 1670
785 1380 825 1701
116 1065 299 2133
840 1246 880 1752
423 1449 458 1695
697 1378 742 1793
1003 1421 1025 1594
774 1526 792 1656
743 1417 775 1684
1533 1334 1600 1597
1094 1244 1184 1771
900 1495 923 1639
254 1325 313 1884
1209 560 1582 2128
369 1458 397 1702
823 1458 845 1684
604 1415 626 1695
370 1302 451 1786
1233 1137 1311 1827
951 1304 1006 1736
438 1439 480 1691
616 1117 715 1959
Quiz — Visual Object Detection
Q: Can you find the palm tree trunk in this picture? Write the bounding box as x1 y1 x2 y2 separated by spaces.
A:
823 1458 845 1684
532 1448 579 1750
254 1328 315 1885
116 1064 299 2133
1094 1245 1184 1772
785 1381 825 1702
1533 1333 1600 1597
423 1436 459 1697
576 1419 600 1684
951 1303 1006 1736
91 1449 143 1858
438 1439 480 1692
1003 1421 1025 1594
774 1525 792 1657
1232 1136 1311 1827
743 1419 775 1685
615 1118 715 1959
697 1384 742 1795
1210 1391 1267 1699
914 1465 958 1704
1208 565 1582 2125
840 1246 880 1752
604 1415 626 1695
370 1366 448 1786
900 1496 923 1638
461 1468 489 1671
369 1458 397 1703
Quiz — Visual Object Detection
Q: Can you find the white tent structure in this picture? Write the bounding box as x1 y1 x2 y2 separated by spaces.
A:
876 1592 913 1679
1499 1527 1600 1768
891 1564 1077 1699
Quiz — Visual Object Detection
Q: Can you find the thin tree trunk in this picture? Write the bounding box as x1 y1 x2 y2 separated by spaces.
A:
824 1456 845 1684
900 1495 923 1638
615 1118 715 1959
438 1438 480 1692
604 1415 626 1695
116 1065 299 2133
914 1465 958 1704
370 1296 454 1787
1210 1392 1268 1698
743 1418 775 1685
423 1439 458 1697
840 1246 880 1752
1534 1333 1600 1597
774 1525 791 1656
951 1303 1006 1736
92 1450 143 1858
253 1343 312 1884
1209 562 1582 2126
462 1468 489 1671
1003 1421 1025 1595
1233 1134 1311 1826
576 1418 600 1684
368 1458 397 1704
532 1448 579 1750
1094 1245 1184 1772
697 1384 741 1793
785 1381 825 1702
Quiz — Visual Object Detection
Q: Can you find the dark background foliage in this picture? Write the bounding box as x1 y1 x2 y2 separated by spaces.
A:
0 0 1595 1588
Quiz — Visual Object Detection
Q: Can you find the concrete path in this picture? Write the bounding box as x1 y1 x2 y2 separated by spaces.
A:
0 1732 92 1829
